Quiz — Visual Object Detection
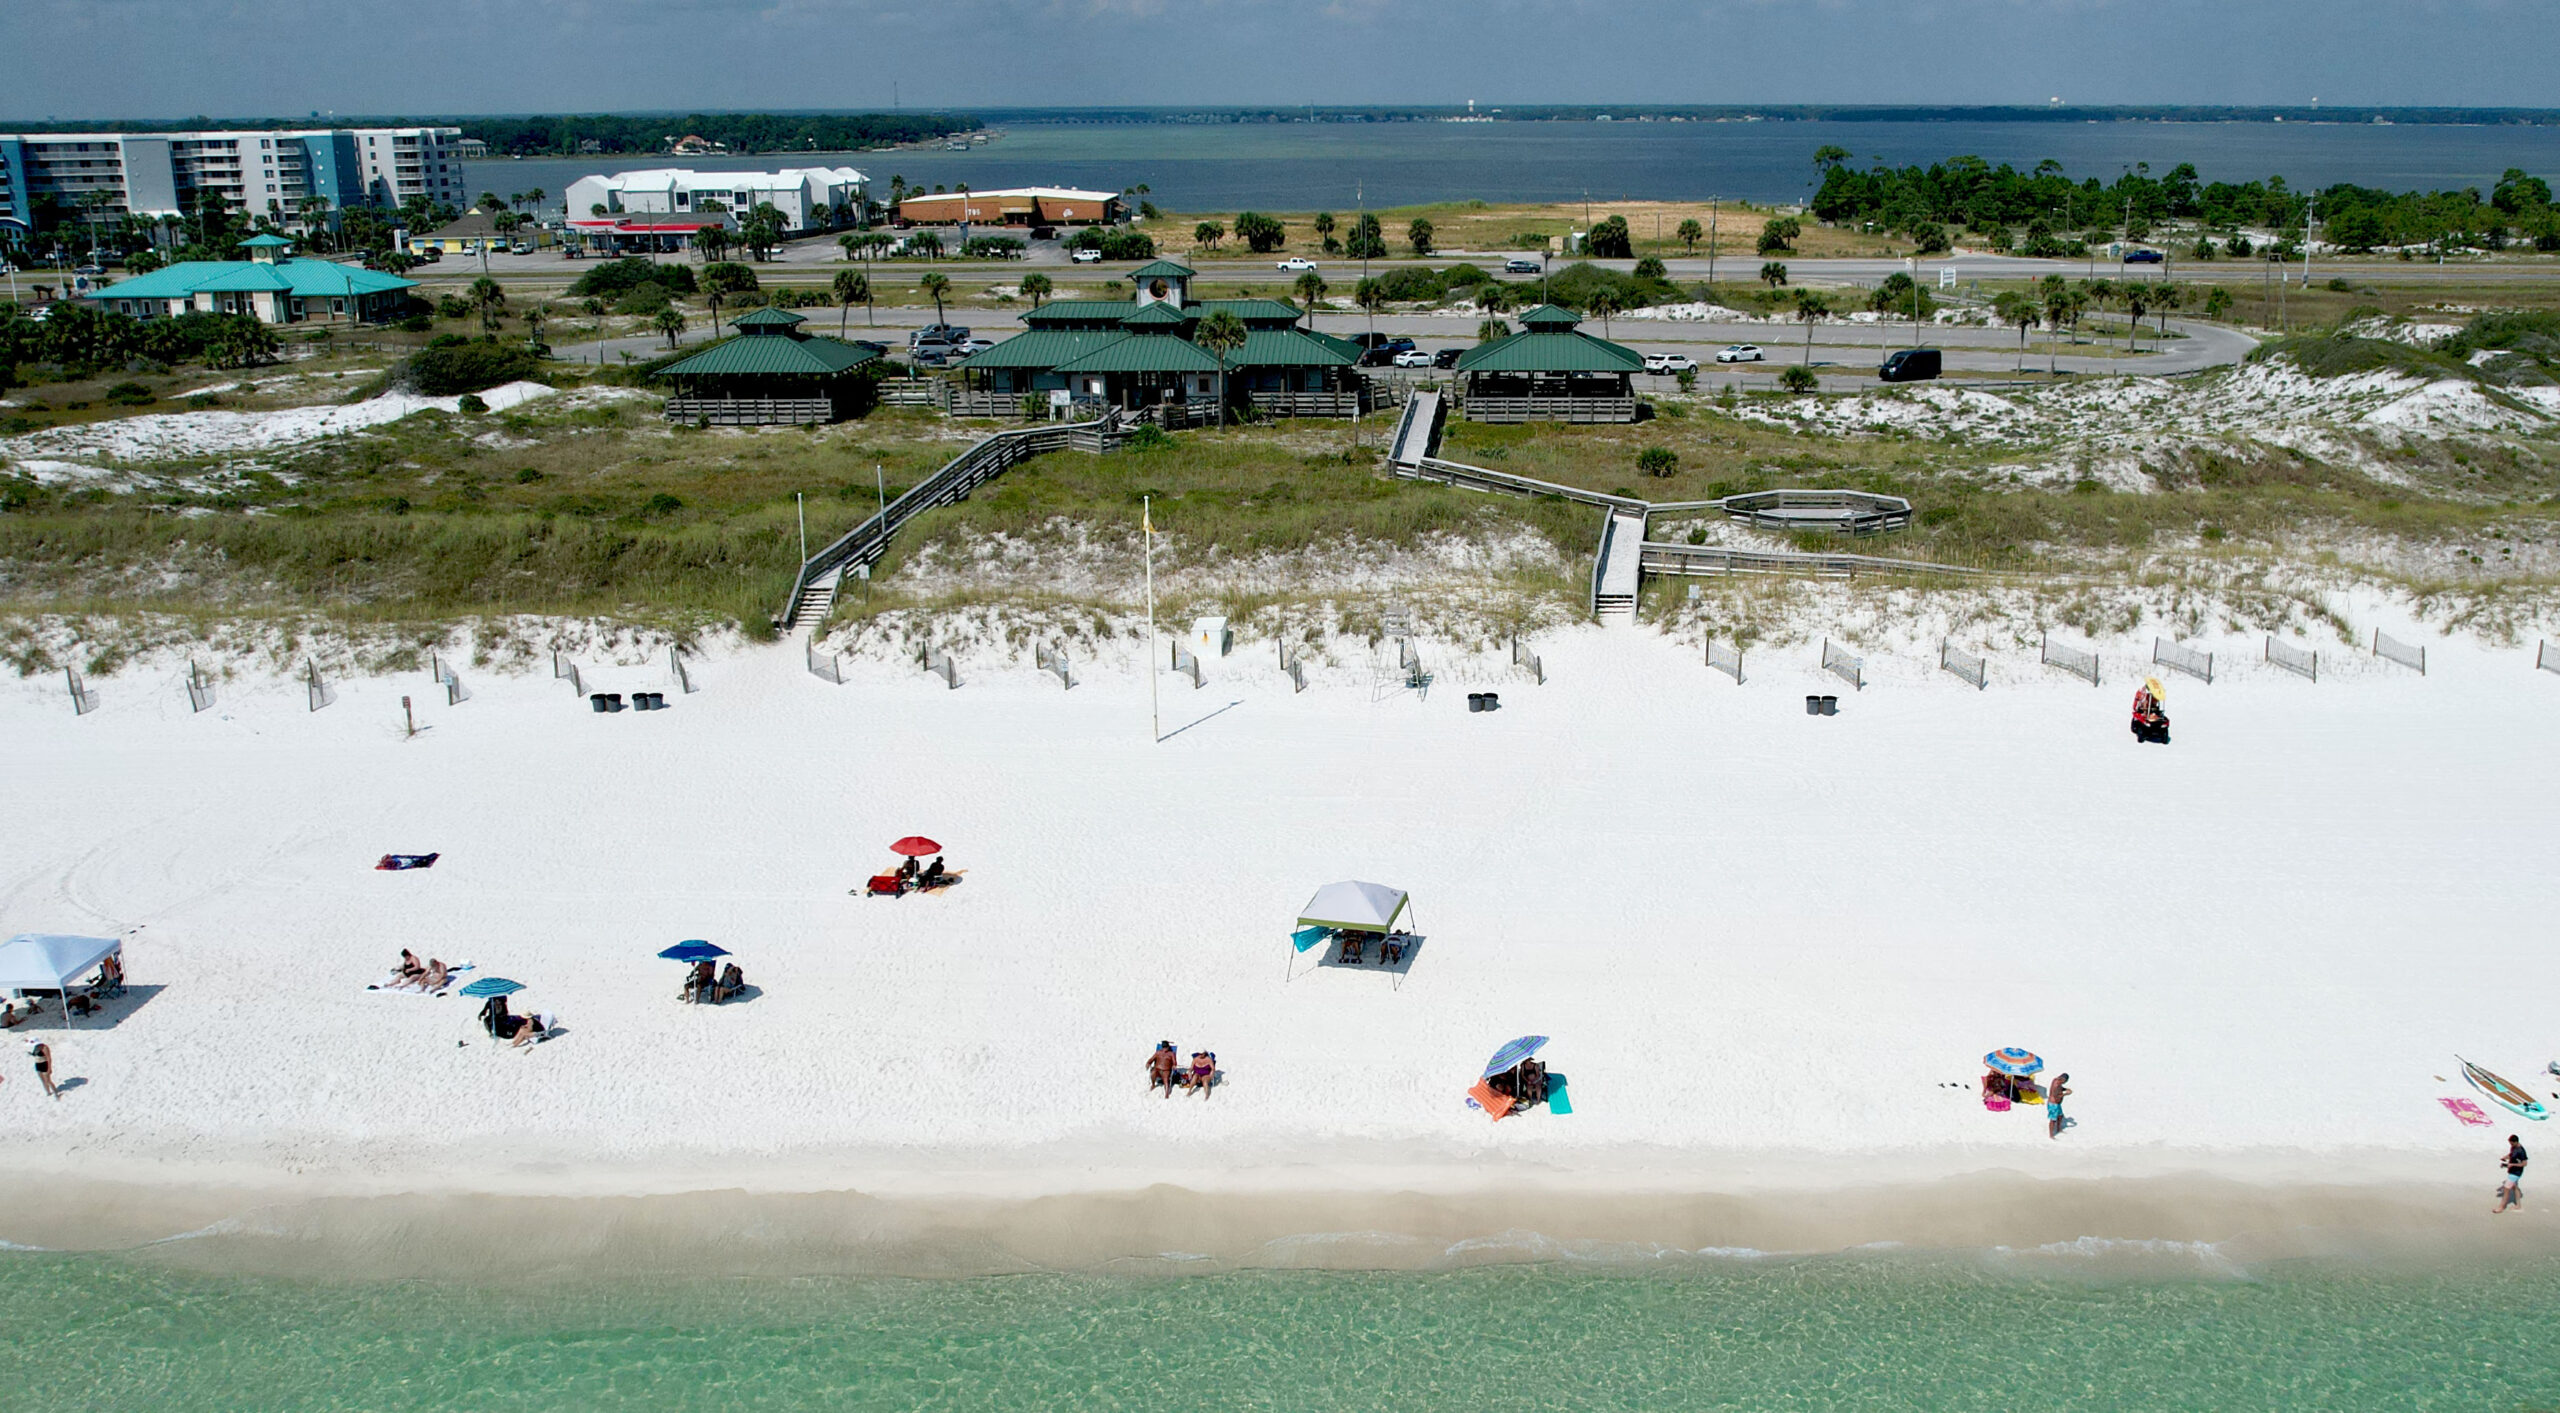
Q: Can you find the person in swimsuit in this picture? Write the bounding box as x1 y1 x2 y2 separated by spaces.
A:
1146 1041 1179 1097
2047 1073 2072 1139
2498 1135 2529 1213
1187 1051 1217 1098
32 1041 58 1100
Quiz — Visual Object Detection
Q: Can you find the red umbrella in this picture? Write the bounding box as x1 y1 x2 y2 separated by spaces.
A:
889 836 942 857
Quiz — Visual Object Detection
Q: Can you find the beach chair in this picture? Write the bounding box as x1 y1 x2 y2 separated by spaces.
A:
1466 1079 1516 1121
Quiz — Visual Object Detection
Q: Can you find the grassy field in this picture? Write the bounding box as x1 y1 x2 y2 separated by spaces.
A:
1136 198 1900 262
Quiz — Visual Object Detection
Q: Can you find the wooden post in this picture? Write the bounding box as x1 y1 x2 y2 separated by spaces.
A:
402 696 414 738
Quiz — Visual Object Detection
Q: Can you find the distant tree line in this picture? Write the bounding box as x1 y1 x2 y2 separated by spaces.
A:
462 113 974 157
1810 147 2560 255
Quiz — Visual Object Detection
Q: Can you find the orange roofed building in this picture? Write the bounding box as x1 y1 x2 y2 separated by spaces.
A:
895 187 1122 227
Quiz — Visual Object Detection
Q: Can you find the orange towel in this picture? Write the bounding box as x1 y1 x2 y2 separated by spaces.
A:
1468 1079 1516 1121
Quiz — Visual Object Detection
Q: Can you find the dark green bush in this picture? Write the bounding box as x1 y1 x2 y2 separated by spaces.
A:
570 257 695 298
405 342 544 396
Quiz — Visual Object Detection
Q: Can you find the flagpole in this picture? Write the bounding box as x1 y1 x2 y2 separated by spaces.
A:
1144 495 1159 743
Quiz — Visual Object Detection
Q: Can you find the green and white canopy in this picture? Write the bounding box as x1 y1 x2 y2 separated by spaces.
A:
1297 881 1409 933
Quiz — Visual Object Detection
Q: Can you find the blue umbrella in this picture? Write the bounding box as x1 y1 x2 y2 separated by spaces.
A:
658 940 730 962
1482 1035 1550 1078
459 977 524 998
1985 1047 2044 1077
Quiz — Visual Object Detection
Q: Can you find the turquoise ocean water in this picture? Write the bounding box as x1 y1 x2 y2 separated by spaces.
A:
7 1247 2559 1409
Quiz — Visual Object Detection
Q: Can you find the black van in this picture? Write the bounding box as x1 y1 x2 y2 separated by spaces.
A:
1879 347 1942 382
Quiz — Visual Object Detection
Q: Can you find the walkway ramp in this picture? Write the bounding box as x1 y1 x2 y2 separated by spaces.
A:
1386 390 1446 467
1591 509 1646 624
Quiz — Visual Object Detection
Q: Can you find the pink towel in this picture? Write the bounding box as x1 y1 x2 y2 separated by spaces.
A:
2439 1097 2494 1127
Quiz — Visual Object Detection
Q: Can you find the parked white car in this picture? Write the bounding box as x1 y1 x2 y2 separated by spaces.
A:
1391 349 1436 368
1071 248 1102 263
1714 344 1766 364
1644 353 1698 374
1276 256 1318 271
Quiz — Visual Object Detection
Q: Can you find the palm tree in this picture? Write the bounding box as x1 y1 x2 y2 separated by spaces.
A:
1993 291 2037 372
1759 261 1788 288
834 269 872 333
1020 272 1053 310
1792 288 1829 364
1586 287 1624 341
1292 269 1327 315
1677 218 1703 254
2039 276 2073 374
1354 277 1386 342
2151 280 2182 340
2121 283 2150 354
468 275 506 333
2081 278 2116 345
1194 308 1247 428
1193 221 1224 250
524 306 549 353
653 305 686 348
1476 281 1513 342
920 272 951 327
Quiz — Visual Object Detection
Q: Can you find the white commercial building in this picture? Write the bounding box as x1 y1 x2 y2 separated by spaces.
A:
565 166 866 239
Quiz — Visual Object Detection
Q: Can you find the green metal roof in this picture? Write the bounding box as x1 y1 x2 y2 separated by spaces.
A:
238 233 294 247
81 258 417 304
1051 336 1226 375
731 307 807 328
958 329 1122 370
656 333 881 378
1453 329 1645 375
1127 259 1196 280
1235 328 1357 367
1121 300 1188 326
1516 303 1582 330
1195 298 1309 325
1023 300 1137 329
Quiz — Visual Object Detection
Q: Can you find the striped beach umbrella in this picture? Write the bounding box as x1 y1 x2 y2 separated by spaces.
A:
1984 1047 2043 1076
459 976 524 998
1482 1035 1550 1078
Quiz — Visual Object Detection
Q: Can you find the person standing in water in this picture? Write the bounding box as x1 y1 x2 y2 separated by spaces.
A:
2497 1135 2528 1213
2046 1073 2072 1139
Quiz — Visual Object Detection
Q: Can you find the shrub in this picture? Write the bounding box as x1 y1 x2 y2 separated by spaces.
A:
1778 365 1820 394
436 295 472 320
455 393 489 414
701 262 760 296
1633 256 1667 281
405 341 543 396
397 315 432 333
1586 216 1632 258
1234 211 1286 253
612 285 672 316
569 257 695 298
1637 446 1678 477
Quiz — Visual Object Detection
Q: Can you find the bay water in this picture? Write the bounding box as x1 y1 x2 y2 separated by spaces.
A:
471 117 2560 220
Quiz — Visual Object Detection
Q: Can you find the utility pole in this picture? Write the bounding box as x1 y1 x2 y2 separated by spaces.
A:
1706 196 1719 288
1143 496 1159 743
2302 191 2317 291
875 463 887 523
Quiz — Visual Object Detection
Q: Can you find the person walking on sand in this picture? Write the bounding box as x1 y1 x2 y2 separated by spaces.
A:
31 1041 58 1100
2497 1135 2528 1213
2046 1073 2072 1139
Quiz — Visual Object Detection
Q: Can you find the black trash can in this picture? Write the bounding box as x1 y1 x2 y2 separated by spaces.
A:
1806 695 1823 716
1480 692 1499 711
1467 693 1484 713
1820 695 1839 716
590 693 612 713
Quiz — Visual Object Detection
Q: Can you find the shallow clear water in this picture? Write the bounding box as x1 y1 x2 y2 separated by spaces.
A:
8 1249 2559 1410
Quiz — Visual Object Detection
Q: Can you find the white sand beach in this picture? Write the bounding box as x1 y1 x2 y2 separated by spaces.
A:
2 619 2555 1223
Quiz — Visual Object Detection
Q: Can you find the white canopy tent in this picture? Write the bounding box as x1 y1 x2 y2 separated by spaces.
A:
1296 881 1410 934
0 933 121 1028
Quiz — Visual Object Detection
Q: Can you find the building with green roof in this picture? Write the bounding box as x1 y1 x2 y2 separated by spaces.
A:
76 235 417 326
656 307 885 424
951 259 1371 419
1450 304 1645 423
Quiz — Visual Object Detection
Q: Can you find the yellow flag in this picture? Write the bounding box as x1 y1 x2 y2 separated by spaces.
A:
1143 507 1154 535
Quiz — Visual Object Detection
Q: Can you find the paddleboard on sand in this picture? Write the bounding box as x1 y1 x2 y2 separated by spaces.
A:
2460 1058 2551 1121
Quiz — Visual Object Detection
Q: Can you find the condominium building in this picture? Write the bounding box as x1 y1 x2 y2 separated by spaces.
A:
0 127 468 231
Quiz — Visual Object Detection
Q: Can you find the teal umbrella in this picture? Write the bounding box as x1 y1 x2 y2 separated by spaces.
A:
459 976 523 998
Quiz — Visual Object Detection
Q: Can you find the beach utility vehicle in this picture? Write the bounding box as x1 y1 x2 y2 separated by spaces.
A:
1715 344 1764 364
1277 256 1318 271
1644 353 1698 374
1879 347 1942 382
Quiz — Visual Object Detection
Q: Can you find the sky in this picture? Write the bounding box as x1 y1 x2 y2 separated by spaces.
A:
2 0 2555 120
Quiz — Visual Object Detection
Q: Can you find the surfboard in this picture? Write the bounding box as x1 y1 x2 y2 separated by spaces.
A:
2460 1058 2551 1121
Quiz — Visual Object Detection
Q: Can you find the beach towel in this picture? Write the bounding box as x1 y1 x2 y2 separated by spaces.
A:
2440 1097 2495 1127
376 853 440 871
1465 1079 1516 1121
1546 1075 1573 1115
366 963 473 995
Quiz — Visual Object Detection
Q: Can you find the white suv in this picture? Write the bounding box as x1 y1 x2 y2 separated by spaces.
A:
1643 353 1698 374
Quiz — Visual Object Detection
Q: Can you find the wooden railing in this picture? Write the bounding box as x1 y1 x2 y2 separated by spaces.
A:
1635 540 1988 581
1456 394 1639 424
1252 389 1369 418
1393 456 1650 513
1712 488 1915 536
664 395 834 425
778 415 1127 630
